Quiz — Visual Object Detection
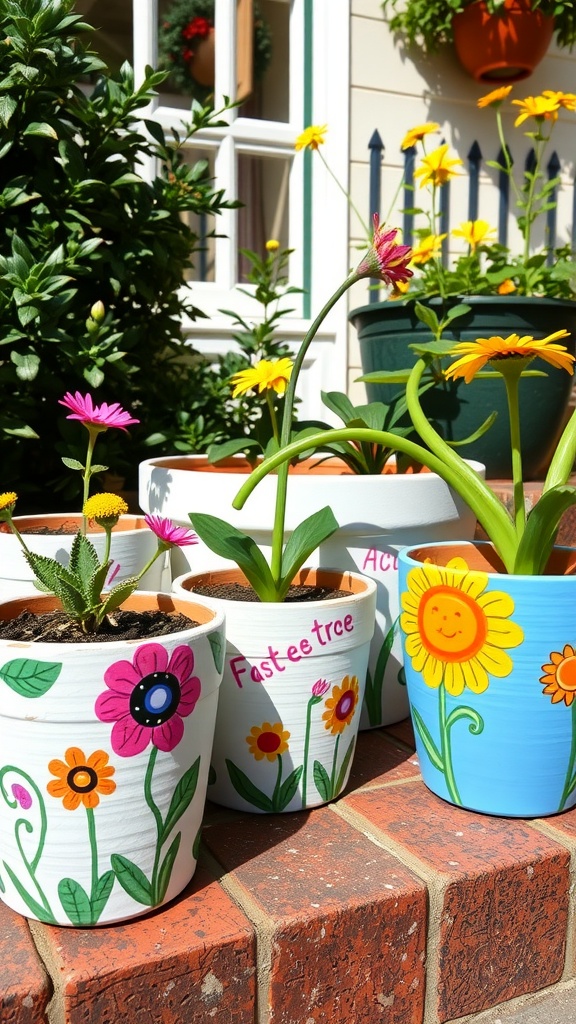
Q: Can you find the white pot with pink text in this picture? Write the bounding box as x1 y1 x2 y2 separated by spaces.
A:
141 454 484 728
172 567 376 813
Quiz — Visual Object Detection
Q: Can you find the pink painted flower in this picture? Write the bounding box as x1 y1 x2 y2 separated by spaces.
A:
312 678 330 697
144 515 198 548
58 391 140 432
11 783 32 810
356 215 413 286
95 643 201 757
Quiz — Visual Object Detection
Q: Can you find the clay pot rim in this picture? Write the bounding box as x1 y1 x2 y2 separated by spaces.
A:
173 566 377 605
0 513 150 537
400 540 576 578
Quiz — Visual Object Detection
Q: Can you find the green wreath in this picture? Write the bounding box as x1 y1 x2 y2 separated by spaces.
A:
159 0 273 102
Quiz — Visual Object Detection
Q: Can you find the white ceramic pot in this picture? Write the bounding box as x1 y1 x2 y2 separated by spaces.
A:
0 514 169 601
0 591 225 926
141 454 484 728
173 567 376 813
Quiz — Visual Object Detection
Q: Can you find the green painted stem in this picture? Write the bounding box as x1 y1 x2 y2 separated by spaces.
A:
0 767 55 918
272 754 284 813
438 684 461 805
330 733 341 799
559 700 576 811
86 806 98 911
143 745 163 904
302 695 322 809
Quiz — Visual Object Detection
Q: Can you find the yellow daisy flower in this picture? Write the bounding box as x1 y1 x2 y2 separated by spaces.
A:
294 124 327 151
452 220 496 252
414 145 463 188
322 676 359 734
389 280 411 300
401 122 440 150
410 234 447 265
497 279 517 295
477 85 513 108
401 559 524 695
540 645 576 706
542 90 576 111
47 747 116 811
512 94 560 127
0 491 17 512
230 358 293 398
246 722 290 761
445 331 574 384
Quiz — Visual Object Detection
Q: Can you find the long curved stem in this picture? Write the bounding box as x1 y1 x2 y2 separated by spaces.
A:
502 370 525 539
438 683 461 805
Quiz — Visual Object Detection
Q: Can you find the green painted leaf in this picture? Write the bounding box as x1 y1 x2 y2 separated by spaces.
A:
275 765 304 812
156 832 181 904
335 735 357 796
110 854 153 906
208 763 217 785
411 707 444 772
192 826 202 860
0 658 62 697
58 877 92 926
313 760 331 802
208 632 225 673
90 870 115 923
3 862 56 923
161 757 200 842
225 759 274 812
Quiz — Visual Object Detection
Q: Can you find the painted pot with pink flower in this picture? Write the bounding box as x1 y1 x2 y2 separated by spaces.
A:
0 590 225 926
172 567 376 813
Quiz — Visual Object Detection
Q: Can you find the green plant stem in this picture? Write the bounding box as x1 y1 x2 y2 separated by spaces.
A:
270 274 358 582
317 149 371 240
502 368 525 539
495 107 522 207
438 683 461 805
3 514 33 556
266 389 280 444
101 523 113 570
522 133 546 273
82 428 100 536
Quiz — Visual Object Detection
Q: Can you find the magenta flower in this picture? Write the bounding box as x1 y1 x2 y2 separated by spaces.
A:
312 678 330 697
59 391 140 432
145 515 198 548
95 643 201 757
11 783 32 810
356 215 413 286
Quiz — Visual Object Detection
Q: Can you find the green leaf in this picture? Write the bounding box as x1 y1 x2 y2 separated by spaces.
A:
208 631 225 673
313 760 332 802
58 877 92 926
335 735 357 795
0 657 62 697
275 765 304 811
225 760 274 812
110 854 153 906
161 757 200 842
364 619 398 727
279 507 340 597
411 706 444 772
23 121 58 139
98 576 141 616
10 351 40 380
0 95 17 126
188 513 276 598
414 301 439 334
156 832 181 904
442 303 471 326
61 457 84 471
448 411 497 447
68 531 100 584
90 870 115 923
514 485 576 574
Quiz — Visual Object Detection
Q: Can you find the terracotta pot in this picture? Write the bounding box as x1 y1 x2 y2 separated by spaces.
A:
0 591 225 925
187 28 215 87
399 541 576 817
452 0 554 83
140 453 483 729
173 567 376 813
0 513 169 601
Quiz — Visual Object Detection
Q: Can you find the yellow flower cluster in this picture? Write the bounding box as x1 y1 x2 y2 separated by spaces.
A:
0 491 17 512
83 493 129 521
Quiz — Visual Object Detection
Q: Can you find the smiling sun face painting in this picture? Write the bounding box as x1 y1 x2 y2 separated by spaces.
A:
401 559 524 695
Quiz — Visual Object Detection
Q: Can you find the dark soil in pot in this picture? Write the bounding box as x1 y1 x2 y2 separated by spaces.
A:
191 583 350 603
0 609 198 643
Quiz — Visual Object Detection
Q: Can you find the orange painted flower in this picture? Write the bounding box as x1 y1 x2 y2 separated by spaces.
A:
401 559 523 695
47 747 116 810
414 144 463 188
452 220 496 252
540 645 576 706
445 331 574 384
410 234 447 265
497 279 517 295
477 85 513 109
246 722 290 761
512 94 560 127
401 122 440 150
322 676 359 734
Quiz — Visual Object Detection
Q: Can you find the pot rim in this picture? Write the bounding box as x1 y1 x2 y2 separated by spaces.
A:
349 294 576 321
399 539 576 580
173 566 377 606
0 513 152 538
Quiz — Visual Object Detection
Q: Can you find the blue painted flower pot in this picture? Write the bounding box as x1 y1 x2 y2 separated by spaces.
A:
398 540 576 817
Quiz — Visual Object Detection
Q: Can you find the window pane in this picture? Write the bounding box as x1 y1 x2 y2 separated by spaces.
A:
237 153 290 278
179 148 217 284
75 0 133 74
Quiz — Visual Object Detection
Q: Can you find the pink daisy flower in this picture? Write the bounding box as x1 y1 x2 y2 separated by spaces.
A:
144 514 198 547
356 215 413 286
59 391 140 431
95 643 201 757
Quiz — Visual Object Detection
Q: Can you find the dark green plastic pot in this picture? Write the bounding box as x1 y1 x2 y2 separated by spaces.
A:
349 296 576 479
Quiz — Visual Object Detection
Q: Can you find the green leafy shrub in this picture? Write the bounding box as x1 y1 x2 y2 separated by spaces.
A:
0 0 236 510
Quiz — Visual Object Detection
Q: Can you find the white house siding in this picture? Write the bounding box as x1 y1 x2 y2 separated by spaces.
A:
347 0 576 402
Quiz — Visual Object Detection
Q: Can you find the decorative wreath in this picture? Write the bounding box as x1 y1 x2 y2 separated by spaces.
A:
159 0 273 101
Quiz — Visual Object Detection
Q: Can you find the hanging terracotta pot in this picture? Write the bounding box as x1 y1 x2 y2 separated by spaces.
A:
452 0 554 83
187 27 215 87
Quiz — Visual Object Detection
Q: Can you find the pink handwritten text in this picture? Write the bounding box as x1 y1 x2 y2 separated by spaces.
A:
230 613 354 687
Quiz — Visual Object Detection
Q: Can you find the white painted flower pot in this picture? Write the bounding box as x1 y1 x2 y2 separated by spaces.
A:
0 514 168 601
141 454 484 727
173 567 376 813
0 591 225 926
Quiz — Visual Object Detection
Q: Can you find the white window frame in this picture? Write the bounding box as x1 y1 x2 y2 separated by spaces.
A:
132 0 352 418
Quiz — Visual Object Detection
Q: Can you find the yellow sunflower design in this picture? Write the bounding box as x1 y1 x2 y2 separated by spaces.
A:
322 676 359 734
540 645 576 706
401 559 524 695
